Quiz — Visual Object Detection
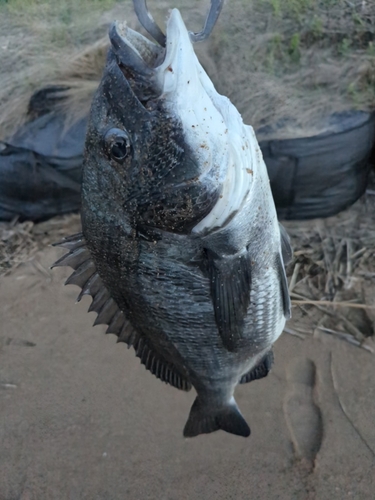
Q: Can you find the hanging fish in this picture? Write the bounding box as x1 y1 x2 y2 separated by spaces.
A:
53 0 292 438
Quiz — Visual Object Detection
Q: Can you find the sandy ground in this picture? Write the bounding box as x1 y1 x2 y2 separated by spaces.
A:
0 245 374 500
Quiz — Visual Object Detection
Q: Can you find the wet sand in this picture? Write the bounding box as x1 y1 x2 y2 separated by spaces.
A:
1 247 374 499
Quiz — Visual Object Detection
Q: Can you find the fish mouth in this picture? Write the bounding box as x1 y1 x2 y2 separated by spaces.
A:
108 20 164 103
109 9 214 103
109 9 256 234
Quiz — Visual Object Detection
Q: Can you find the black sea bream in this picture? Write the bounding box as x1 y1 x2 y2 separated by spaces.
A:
54 8 292 438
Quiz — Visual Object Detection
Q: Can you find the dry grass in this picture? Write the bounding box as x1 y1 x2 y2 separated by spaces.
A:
202 0 375 138
283 174 375 351
0 38 110 137
0 0 374 139
0 0 134 137
0 214 81 277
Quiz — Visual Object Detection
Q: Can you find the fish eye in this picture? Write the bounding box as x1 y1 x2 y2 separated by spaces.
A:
104 128 131 162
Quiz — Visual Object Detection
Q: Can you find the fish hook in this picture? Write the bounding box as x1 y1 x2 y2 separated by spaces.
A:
189 0 224 43
132 0 166 47
132 0 224 47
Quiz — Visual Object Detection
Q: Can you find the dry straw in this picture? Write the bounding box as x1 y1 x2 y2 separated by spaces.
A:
0 0 374 138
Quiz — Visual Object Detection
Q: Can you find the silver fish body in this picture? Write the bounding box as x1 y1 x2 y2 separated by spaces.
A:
55 9 292 438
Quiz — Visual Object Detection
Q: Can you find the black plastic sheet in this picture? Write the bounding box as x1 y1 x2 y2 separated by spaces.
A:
0 88 374 222
262 111 375 220
0 141 82 222
0 107 87 222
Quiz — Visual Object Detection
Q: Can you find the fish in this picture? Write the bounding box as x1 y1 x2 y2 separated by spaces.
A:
53 7 292 438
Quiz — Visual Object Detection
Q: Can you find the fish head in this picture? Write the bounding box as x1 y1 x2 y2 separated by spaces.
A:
83 9 255 235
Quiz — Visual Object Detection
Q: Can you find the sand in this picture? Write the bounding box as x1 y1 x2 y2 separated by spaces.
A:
1 246 374 500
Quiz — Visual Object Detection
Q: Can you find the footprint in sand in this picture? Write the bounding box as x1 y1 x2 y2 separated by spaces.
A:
284 358 323 463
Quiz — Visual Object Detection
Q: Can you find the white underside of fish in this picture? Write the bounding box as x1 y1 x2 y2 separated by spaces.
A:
155 9 257 234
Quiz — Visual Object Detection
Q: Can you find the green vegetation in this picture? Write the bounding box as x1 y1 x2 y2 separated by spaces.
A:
338 38 352 56
248 0 375 110
310 16 323 39
288 33 301 62
255 0 375 53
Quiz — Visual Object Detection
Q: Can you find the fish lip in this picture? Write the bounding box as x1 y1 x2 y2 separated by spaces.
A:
108 9 192 99
109 21 165 72
108 21 165 102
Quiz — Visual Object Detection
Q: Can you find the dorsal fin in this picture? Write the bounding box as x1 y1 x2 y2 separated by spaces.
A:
52 233 191 391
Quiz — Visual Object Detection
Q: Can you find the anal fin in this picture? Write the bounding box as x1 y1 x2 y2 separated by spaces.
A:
240 350 274 384
133 335 191 391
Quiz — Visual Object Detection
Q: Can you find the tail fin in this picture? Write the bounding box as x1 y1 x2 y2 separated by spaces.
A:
183 397 250 438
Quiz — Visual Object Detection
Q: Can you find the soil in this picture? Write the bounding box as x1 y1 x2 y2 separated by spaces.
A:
0 242 374 500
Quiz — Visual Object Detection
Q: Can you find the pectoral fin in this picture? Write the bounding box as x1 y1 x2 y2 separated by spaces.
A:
278 223 292 319
279 223 293 265
205 248 252 352
276 252 291 319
